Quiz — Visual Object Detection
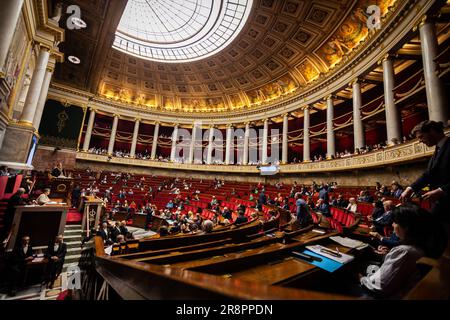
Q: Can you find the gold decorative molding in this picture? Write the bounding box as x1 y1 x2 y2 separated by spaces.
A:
76 137 441 174
17 120 34 127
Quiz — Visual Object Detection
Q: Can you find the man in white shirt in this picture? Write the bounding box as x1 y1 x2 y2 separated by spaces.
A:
35 188 51 205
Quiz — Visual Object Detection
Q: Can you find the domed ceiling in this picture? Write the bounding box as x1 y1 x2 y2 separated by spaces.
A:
53 0 397 114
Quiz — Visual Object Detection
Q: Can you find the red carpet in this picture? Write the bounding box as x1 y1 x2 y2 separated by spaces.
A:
66 208 82 224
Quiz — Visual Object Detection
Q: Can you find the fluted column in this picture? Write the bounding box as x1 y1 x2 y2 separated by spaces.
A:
352 79 365 151
225 124 233 165
206 125 214 165
188 123 197 164
19 46 50 126
282 114 288 164
108 114 119 155
243 122 250 165
82 108 96 151
419 20 448 124
170 124 178 161
32 61 54 129
130 118 140 158
0 0 25 74
261 119 268 164
303 107 310 162
150 122 159 159
326 95 335 158
382 56 402 145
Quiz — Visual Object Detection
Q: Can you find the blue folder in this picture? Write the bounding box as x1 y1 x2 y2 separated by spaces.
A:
293 249 344 273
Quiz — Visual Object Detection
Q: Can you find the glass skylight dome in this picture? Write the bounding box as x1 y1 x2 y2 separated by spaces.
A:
113 0 253 63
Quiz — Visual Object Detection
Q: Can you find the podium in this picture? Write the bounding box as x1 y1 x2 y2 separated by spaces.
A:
7 204 68 251
49 177 74 205
80 196 104 237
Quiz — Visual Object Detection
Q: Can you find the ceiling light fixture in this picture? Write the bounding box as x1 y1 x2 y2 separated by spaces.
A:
68 55 81 64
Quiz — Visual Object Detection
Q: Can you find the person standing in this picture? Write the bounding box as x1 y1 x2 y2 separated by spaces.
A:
295 192 311 226
2 188 26 241
44 235 67 289
400 121 450 257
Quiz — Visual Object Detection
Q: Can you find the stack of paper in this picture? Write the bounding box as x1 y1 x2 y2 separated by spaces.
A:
330 236 369 250
305 245 354 264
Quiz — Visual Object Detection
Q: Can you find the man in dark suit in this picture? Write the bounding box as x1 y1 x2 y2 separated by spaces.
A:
119 220 129 238
259 191 267 206
97 222 112 245
44 235 67 289
110 221 122 243
318 185 329 204
71 185 81 208
401 120 450 256
7 235 34 296
316 199 331 217
234 211 248 225
2 188 26 240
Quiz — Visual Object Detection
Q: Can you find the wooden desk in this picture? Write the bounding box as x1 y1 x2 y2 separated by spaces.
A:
23 257 49 287
7 204 68 251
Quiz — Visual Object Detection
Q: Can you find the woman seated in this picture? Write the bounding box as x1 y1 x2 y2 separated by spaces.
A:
346 198 357 213
359 204 434 298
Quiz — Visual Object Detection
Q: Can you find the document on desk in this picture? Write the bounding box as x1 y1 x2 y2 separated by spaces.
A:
306 245 354 264
329 236 369 250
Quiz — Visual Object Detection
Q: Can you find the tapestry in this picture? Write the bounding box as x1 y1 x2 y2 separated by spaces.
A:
38 99 84 149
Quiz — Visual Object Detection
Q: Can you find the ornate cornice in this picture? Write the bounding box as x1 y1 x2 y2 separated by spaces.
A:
49 0 435 125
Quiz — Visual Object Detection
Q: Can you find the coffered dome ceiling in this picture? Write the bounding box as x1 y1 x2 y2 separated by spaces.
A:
54 0 397 114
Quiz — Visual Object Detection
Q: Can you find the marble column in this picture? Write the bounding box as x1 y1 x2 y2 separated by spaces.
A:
419 20 448 124
382 56 402 145
282 114 288 164
188 124 197 164
303 107 310 162
130 118 140 158
352 79 365 151
107 114 119 155
261 119 268 164
243 122 250 165
0 0 25 74
32 60 55 130
82 108 96 151
326 95 335 158
19 46 50 126
206 125 214 165
170 124 178 162
225 124 233 165
150 122 159 159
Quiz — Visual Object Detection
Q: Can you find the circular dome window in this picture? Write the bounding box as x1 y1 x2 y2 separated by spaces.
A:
113 0 253 63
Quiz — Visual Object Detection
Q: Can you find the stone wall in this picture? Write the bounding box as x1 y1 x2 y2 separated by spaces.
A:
74 158 428 187
33 146 77 172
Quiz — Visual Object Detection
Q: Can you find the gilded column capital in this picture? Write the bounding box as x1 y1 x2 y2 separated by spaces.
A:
37 42 52 52
113 113 120 118
377 53 392 65
349 77 360 87
413 15 428 31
